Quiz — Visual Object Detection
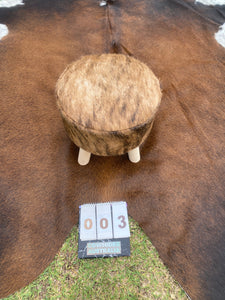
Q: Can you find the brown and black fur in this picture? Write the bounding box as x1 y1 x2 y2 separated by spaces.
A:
56 54 161 155
61 111 154 156
0 0 225 299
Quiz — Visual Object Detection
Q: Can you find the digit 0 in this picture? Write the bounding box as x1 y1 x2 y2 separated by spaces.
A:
100 218 108 229
118 215 126 228
84 218 93 230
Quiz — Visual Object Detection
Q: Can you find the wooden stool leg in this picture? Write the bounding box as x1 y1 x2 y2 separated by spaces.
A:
78 148 91 166
128 147 140 163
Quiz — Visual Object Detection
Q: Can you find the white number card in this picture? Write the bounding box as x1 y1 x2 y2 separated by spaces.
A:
78 201 130 258
96 203 113 240
80 204 97 241
112 202 130 238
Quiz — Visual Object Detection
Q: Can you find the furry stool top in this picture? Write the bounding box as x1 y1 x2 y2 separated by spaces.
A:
56 54 161 165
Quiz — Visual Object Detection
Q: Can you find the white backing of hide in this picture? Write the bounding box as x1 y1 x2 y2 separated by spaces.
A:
195 0 225 5
0 24 9 40
215 24 225 47
0 0 24 40
195 0 225 48
0 0 24 8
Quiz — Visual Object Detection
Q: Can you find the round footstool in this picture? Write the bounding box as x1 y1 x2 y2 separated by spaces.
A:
56 54 161 165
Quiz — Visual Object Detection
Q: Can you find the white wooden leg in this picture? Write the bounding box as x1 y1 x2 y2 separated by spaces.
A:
128 147 140 163
78 148 91 166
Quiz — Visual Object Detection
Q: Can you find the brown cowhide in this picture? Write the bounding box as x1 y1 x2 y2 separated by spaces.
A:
0 0 225 299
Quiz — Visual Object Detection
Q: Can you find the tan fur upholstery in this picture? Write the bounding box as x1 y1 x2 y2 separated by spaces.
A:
56 54 161 155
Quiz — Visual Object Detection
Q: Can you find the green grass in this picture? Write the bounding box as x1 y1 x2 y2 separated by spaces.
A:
4 218 187 300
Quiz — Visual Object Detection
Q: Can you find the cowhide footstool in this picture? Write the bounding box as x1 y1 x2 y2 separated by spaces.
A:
56 54 161 165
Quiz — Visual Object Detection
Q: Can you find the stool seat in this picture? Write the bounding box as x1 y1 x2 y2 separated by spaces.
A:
56 54 161 164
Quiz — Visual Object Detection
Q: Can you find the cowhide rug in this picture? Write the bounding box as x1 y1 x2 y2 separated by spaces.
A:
0 0 225 299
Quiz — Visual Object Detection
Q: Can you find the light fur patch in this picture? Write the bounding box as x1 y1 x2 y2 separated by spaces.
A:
195 0 225 5
215 24 225 47
0 0 25 41
195 0 225 48
0 0 24 8
0 24 8 40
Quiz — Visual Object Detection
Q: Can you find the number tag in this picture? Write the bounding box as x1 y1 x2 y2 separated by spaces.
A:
96 203 113 239
80 204 96 241
112 202 130 238
78 201 130 258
